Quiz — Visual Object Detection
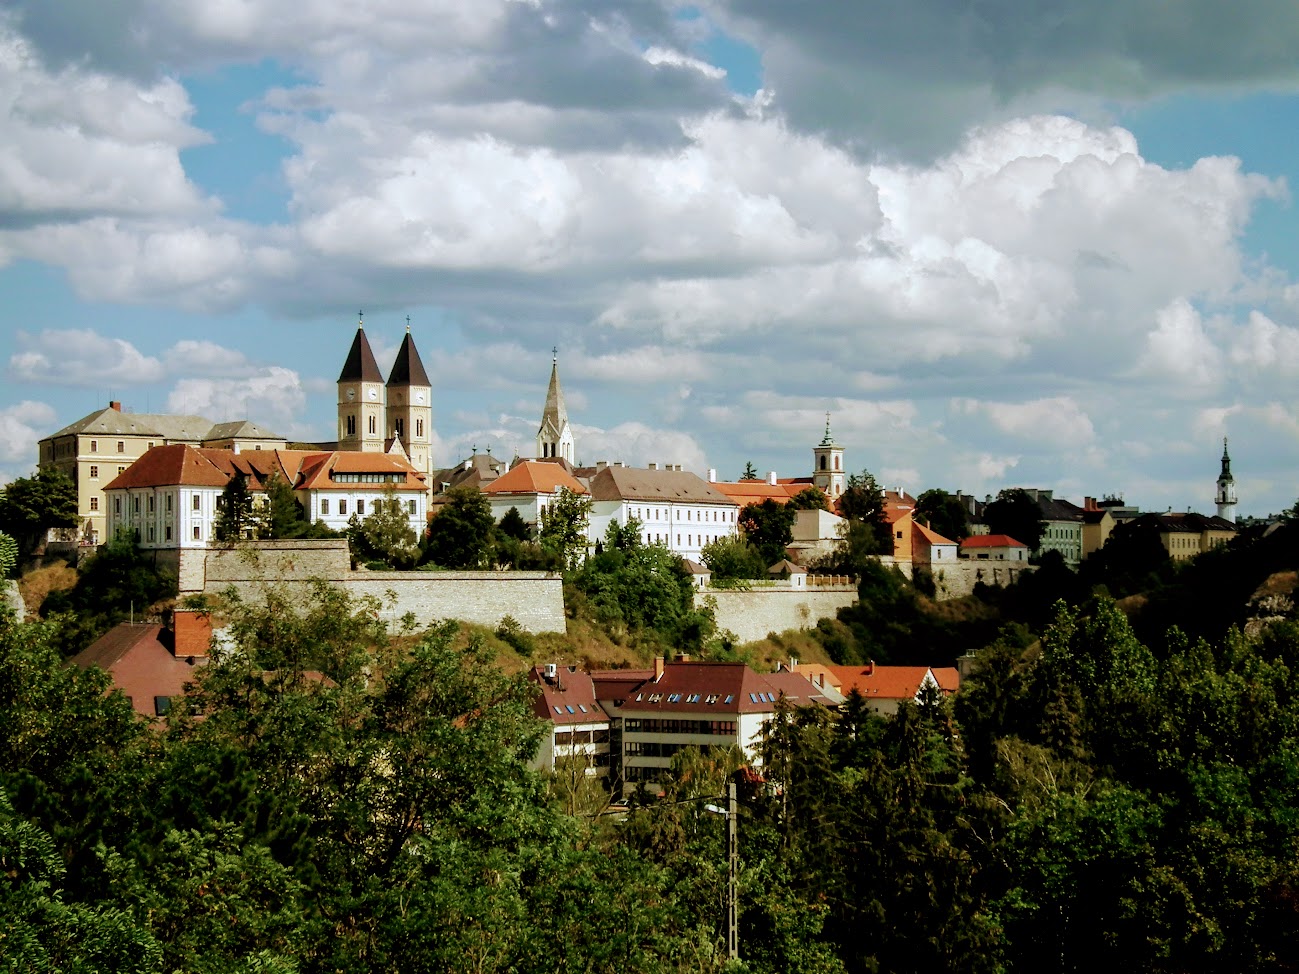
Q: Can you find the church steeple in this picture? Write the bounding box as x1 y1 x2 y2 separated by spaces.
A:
1215 436 1237 522
338 313 385 452
536 349 575 464
812 412 845 498
386 319 433 482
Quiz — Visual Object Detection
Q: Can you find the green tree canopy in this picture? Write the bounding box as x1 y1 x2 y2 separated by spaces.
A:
837 470 891 550
214 473 255 543
424 486 494 569
789 486 829 511
739 499 796 566
914 488 969 542
361 484 419 568
700 534 768 583
497 506 531 542
0 469 78 559
985 488 1045 551
539 487 592 570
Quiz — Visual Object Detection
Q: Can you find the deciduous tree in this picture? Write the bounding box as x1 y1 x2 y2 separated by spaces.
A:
539 487 592 570
739 499 796 565
361 484 419 568
0 469 78 558
985 488 1045 551
423 486 494 569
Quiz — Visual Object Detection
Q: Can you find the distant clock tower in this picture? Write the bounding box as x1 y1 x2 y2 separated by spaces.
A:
386 320 434 483
812 413 846 499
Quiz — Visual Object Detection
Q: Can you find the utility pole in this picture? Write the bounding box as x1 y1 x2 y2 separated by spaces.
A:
726 779 738 962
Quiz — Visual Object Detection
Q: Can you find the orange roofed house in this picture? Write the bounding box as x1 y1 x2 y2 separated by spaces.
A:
959 534 1029 561
103 444 427 549
69 609 213 718
482 459 588 530
790 661 959 716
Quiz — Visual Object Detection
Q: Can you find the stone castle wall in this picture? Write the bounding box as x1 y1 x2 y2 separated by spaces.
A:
701 587 858 644
926 562 1034 600
181 541 565 633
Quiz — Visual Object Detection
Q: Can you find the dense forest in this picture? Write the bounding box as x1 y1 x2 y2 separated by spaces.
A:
4 519 1299 972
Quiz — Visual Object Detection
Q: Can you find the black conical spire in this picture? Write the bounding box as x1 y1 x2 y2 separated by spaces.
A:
1220 437 1233 482
387 327 431 387
338 314 382 383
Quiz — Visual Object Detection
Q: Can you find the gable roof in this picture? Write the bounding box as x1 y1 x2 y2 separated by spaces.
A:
294 451 426 491
484 460 587 496
47 406 216 442
913 522 957 546
387 331 431 387
103 444 231 490
960 534 1028 549
621 661 785 715
829 664 956 702
338 326 383 383
528 666 608 725
70 623 206 718
203 420 286 442
589 466 736 506
711 480 804 506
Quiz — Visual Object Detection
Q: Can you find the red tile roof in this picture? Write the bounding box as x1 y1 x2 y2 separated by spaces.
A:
103 444 230 490
621 661 786 715
528 666 608 725
711 481 804 506
70 623 206 718
960 534 1028 549
293 451 426 491
828 664 956 702
913 522 957 546
484 460 587 496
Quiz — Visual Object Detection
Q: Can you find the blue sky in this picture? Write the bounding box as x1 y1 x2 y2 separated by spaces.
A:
3 1 1299 517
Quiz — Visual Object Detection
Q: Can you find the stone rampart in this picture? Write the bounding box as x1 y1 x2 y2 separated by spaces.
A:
2 580 24 622
927 562 1033 600
701 587 858 644
189 541 565 633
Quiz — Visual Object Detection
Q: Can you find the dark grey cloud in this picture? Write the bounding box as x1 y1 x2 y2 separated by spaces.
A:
714 0 1299 157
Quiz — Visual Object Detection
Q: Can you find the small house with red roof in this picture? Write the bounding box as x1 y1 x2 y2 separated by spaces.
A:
482 459 588 529
959 534 1029 562
69 609 213 718
814 661 960 716
912 521 958 565
527 664 611 774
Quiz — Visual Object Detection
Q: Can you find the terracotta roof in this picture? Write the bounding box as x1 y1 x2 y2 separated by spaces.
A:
590 466 737 506
931 667 960 693
829 664 955 702
913 522 956 546
294 451 427 491
484 460 587 496
960 534 1028 549
764 670 839 706
387 331 431 387
621 661 785 715
711 481 804 505
768 558 807 575
103 444 231 490
528 666 608 725
591 669 656 707
338 326 383 383
70 623 206 718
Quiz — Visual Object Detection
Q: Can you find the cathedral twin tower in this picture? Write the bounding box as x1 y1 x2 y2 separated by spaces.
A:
336 318 574 483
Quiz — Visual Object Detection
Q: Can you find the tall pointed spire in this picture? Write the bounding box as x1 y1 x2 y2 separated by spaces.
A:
537 350 574 463
338 320 382 383
387 330 431 387
1219 437 1233 481
820 411 835 446
1215 436 1238 522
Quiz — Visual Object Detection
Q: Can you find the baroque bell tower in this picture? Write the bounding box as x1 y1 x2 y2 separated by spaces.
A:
536 349 575 464
386 318 433 480
337 312 386 453
812 413 845 499
1215 437 1237 522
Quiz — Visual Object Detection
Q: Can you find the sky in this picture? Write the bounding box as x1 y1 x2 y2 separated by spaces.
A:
3 1 1299 517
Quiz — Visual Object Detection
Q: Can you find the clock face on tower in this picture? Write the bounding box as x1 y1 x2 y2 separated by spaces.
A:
368 389 378 401
415 392 425 404
346 388 355 401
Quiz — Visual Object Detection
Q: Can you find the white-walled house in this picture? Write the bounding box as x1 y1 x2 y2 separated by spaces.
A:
527 665 611 774
587 464 739 562
481 460 588 528
959 534 1029 562
103 445 427 547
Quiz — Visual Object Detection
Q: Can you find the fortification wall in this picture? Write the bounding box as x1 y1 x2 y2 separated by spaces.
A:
190 541 564 633
2 580 24 622
701 587 858 644
928 562 1033 600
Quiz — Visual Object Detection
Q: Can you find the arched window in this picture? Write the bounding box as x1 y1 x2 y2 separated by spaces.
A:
834 455 840 471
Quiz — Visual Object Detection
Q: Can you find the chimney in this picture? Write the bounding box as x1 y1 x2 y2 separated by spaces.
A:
654 656 665 680
596 460 607 470
707 468 716 482
767 471 777 486
865 659 874 676
109 400 122 411
172 609 213 661
648 462 659 470
675 653 691 664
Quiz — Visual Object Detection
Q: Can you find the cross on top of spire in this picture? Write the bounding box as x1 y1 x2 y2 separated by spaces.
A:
406 315 411 333
820 411 836 447
358 310 364 328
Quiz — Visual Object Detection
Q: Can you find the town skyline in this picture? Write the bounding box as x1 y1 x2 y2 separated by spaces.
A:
4 2 1299 516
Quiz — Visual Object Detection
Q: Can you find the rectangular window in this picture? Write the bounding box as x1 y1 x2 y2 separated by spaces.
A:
147 496 154 513
193 526 201 540
114 498 121 514
165 526 172 541
117 441 125 453
90 465 99 478
339 500 347 516
118 466 125 475
147 441 154 449
346 415 356 436
90 440 98 452
395 418 404 437
357 500 365 515
166 494 172 512
89 497 99 511
368 415 376 435
416 419 423 437
408 499 416 514
147 526 155 541
192 494 200 511
133 497 140 513
321 499 330 515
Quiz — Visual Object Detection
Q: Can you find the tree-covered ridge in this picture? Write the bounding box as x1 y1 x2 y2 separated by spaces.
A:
7 574 1299 971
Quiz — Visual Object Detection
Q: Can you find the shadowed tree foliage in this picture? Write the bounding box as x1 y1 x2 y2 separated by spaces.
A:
740 499 796 566
984 488 1045 551
423 486 494 569
0 470 78 559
